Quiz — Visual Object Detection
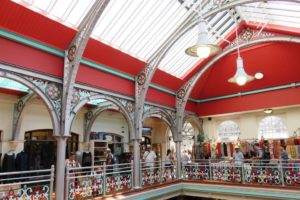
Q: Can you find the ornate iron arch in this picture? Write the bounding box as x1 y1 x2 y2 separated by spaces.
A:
0 70 60 136
176 36 300 126
84 105 130 142
143 107 177 140
70 94 134 140
183 114 203 133
12 93 36 140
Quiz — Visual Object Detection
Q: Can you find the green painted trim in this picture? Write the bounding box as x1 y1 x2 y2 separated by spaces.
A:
195 82 300 103
132 184 300 200
183 185 300 199
0 29 64 57
135 185 182 200
2 28 297 105
149 83 176 95
80 59 135 81
0 28 182 98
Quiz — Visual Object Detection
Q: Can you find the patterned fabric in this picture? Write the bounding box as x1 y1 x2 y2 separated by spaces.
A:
220 143 225 157
229 143 234 157
286 145 297 159
272 140 280 159
216 143 221 158
210 144 217 159
224 143 228 157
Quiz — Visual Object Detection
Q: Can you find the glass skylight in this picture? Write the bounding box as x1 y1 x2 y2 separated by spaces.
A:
12 0 235 78
237 1 300 29
0 78 29 92
13 1 300 79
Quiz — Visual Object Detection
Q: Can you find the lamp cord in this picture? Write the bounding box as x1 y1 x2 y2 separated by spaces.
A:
236 24 240 57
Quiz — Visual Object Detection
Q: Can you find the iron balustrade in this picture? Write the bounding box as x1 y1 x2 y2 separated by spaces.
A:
0 165 55 200
182 159 300 187
140 160 177 187
3 159 296 199
65 162 133 200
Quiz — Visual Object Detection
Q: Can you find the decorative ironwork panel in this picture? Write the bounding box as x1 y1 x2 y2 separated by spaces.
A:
68 175 104 200
27 77 62 120
224 28 277 50
0 184 50 200
244 166 282 185
105 173 131 194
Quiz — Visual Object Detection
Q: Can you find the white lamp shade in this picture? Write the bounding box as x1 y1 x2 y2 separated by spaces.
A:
196 46 211 58
228 56 254 86
185 20 221 57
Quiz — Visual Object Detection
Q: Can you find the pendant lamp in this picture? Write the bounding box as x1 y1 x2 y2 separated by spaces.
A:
186 18 221 58
228 26 254 86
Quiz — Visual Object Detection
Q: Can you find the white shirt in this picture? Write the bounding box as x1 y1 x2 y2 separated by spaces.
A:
233 151 244 167
143 150 157 167
182 152 190 165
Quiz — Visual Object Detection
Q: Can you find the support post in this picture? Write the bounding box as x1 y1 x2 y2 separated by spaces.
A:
175 141 182 180
103 162 107 196
55 136 67 200
50 165 55 200
133 139 141 189
130 160 134 190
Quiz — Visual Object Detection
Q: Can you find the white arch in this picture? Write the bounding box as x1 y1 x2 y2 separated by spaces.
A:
0 70 60 136
70 94 134 140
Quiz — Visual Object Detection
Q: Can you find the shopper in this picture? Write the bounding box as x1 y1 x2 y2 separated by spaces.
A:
253 143 264 167
280 145 289 168
233 145 244 167
106 148 115 174
165 149 175 176
143 145 157 171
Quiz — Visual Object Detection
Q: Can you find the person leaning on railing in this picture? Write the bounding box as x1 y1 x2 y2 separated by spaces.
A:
233 145 244 168
280 145 289 169
252 143 264 168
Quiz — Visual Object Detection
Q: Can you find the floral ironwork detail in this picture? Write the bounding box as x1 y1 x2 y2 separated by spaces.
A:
137 73 146 85
1 184 50 200
126 101 134 113
17 100 24 112
177 89 185 99
71 90 81 105
68 45 77 62
86 110 93 120
225 28 276 50
240 28 253 41
45 83 61 101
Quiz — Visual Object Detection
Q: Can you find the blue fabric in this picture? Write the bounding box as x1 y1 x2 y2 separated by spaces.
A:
16 151 28 171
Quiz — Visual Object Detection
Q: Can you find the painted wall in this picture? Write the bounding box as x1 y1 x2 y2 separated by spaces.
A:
144 117 169 159
90 111 130 152
0 93 130 156
202 106 300 141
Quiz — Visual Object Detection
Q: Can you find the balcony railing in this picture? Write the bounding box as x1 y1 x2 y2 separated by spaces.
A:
65 162 133 200
3 159 294 199
183 159 300 187
0 166 55 200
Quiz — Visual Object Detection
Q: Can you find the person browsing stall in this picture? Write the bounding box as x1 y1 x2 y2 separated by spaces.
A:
233 145 244 167
143 145 157 169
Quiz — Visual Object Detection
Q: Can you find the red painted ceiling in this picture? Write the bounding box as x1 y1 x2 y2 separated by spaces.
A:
1 0 300 114
190 42 300 99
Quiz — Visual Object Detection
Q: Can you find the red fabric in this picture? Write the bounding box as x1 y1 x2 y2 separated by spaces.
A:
216 143 221 158
229 143 234 157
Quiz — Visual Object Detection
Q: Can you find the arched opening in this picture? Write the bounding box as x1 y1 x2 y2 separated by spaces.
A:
258 116 289 140
24 129 79 170
89 110 129 164
217 120 241 142
0 75 60 172
142 108 176 163
70 95 133 167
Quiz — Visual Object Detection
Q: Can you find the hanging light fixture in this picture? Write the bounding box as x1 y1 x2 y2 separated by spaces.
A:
186 16 221 58
228 25 254 86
